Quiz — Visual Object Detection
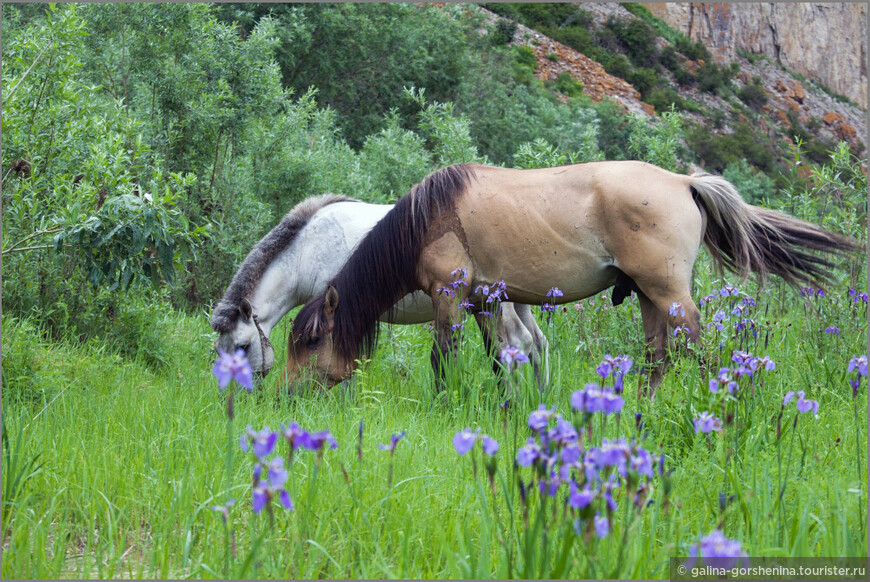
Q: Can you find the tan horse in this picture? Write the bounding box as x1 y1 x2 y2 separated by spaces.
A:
285 162 860 391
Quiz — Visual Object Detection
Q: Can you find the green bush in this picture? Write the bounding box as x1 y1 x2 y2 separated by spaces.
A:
696 61 738 95
722 158 776 204
660 45 680 71
514 44 537 68
606 15 659 68
686 121 775 174
738 77 768 111
645 87 698 113
549 71 584 98
490 17 517 46
675 35 710 61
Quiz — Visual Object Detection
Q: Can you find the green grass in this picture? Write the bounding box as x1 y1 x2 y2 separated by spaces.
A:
2 255 867 578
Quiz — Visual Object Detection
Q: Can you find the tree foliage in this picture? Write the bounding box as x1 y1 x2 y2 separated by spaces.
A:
2 2 861 357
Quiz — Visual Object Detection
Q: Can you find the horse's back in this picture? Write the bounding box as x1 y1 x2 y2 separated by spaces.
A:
449 162 703 302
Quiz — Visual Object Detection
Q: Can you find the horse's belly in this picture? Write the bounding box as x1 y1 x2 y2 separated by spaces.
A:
482 250 618 304
459 204 616 303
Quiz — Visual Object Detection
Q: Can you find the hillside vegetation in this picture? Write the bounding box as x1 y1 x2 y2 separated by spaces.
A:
2 4 867 579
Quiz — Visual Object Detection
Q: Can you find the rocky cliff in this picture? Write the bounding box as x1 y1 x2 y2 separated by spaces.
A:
644 3 867 108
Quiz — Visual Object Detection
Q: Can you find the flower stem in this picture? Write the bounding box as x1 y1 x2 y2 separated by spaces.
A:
853 399 864 533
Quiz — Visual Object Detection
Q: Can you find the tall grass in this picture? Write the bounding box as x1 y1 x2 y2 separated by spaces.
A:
2 245 866 578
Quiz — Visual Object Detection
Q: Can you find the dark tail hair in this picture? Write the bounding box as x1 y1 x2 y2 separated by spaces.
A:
689 174 862 287
292 165 476 362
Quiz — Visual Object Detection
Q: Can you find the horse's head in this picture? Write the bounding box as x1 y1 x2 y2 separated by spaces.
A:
213 297 275 382
284 286 357 389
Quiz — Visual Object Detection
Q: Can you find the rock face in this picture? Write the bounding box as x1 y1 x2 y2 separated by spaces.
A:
644 3 867 108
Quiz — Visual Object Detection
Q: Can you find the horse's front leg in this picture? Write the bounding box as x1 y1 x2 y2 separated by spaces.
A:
511 303 549 390
429 289 462 390
473 308 503 380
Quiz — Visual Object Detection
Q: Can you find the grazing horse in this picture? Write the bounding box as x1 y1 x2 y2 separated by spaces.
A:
210 194 549 386
285 161 860 391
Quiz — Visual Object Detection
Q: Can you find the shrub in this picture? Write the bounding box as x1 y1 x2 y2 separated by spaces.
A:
627 107 686 172
645 87 698 113
696 61 738 95
550 71 584 98
490 17 517 46
606 16 659 68
738 77 768 111
514 44 537 68
660 45 680 71
626 66 659 97
722 158 776 204
675 35 710 61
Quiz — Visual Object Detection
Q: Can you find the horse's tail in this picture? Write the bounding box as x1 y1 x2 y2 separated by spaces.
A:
689 173 861 287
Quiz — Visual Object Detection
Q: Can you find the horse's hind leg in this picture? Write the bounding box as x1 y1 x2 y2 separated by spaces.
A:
633 281 702 398
636 291 668 397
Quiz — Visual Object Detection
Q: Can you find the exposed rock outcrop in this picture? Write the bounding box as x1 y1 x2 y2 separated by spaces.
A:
644 3 867 108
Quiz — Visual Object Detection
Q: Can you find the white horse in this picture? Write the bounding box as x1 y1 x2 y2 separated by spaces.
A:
211 194 549 388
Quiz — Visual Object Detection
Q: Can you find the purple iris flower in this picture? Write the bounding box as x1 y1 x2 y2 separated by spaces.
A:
708 310 728 332
528 405 554 432
481 435 499 456
281 422 309 450
379 430 407 453
252 479 293 514
686 529 749 569
720 285 739 297
694 412 723 434
709 368 737 394
594 513 610 538
848 288 868 303
546 416 578 447
757 355 775 371
500 345 530 370
591 439 630 474
453 428 477 455
266 457 288 489
848 355 867 377
516 438 541 466
242 426 278 459
669 302 686 317
602 391 624 414
796 398 819 415
825 326 841 335
630 448 654 478
782 391 819 416
278 489 293 511
211 498 235 523
596 359 613 380
568 481 595 509
213 349 254 390
303 430 338 451
560 443 582 466
252 481 268 514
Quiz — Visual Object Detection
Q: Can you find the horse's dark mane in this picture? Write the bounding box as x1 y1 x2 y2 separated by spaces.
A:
211 194 356 333
292 165 476 362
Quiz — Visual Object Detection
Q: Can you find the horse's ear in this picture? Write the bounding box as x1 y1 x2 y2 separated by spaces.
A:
239 298 253 322
323 285 340 318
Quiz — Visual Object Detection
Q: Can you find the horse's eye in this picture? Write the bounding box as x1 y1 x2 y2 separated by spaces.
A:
307 337 320 350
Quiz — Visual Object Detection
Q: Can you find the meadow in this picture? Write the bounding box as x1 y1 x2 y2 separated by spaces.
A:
3 250 867 579
2 4 867 578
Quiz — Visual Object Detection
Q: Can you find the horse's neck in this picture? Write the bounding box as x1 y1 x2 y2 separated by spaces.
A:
249 202 393 332
247 254 303 334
